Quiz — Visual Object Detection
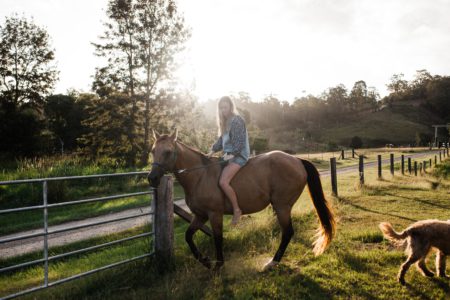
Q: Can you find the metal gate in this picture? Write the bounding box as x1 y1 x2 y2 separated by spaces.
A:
0 171 154 300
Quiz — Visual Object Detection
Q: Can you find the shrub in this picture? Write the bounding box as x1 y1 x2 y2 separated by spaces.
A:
349 136 363 149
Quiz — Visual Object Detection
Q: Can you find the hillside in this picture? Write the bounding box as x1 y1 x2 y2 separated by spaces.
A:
266 103 447 151
318 104 443 146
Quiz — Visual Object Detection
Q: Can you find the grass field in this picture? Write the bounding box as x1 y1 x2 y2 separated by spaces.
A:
0 148 439 236
0 156 448 299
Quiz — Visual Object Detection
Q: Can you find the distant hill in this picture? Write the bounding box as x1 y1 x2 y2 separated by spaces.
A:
320 103 444 146
198 75 450 152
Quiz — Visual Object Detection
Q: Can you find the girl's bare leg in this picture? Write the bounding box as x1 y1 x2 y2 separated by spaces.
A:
219 162 242 225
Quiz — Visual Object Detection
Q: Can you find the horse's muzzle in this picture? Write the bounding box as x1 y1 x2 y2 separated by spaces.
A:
147 170 162 188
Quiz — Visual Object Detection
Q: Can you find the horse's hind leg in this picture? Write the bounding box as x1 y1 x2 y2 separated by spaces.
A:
264 206 294 271
185 214 211 269
208 212 224 270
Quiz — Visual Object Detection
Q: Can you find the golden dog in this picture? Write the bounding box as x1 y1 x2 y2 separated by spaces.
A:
379 220 450 285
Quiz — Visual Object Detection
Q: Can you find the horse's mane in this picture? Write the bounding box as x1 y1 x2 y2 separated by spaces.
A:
176 140 214 165
157 135 217 165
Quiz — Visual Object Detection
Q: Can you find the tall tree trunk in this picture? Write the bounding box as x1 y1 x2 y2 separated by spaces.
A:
127 23 138 167
140 13 153 166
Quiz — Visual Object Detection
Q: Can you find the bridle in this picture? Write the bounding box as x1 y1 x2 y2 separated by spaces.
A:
150 142 228 175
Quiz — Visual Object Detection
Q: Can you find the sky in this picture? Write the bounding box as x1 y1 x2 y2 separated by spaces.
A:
2 0 450 102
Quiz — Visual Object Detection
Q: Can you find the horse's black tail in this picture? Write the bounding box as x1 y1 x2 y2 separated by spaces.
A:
301 159 336 255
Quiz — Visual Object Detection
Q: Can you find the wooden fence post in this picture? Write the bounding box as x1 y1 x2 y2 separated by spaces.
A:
401 155 405 175
439 151 442 162
377 155 382 179
359 155 364 185
423 161 427 172
155 175 174 266
341 149 345 160
408 157 412 174
390 153 394 175
352 149 355 158
435 155 437 166
330 157 338 196
414 161 417 176
429 158 432 167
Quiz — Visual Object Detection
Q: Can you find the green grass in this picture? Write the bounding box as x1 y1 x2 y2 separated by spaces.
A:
1 158 449 299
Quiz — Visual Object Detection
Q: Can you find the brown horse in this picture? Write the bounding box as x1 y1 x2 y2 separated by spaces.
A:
147 129 336 271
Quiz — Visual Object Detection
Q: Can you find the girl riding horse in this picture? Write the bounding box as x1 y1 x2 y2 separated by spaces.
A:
207 96 250 225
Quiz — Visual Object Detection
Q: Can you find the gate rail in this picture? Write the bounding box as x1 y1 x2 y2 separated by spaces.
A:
0 171 154 300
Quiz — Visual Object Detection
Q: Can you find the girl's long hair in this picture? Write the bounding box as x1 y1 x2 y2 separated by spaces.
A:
217 96 239 136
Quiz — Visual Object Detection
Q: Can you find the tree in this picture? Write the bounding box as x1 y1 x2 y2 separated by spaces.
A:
0 100 43 156
349 80 368 110
93 0 141 165
44 94 88 153
367 86 380 110
135 0 190 165
0 15 58 110
412 69 432 88
349 136 363 149
325 84 348 116
78 93 140 165
93 0 190 165
386 73 408 94
426 76 450 118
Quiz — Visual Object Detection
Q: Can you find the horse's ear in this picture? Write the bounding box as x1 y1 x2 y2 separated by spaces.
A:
152 129 161 140
170 128 178 141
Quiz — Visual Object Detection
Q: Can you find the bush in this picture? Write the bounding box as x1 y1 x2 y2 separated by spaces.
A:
252 137 269 154
327 141 338 151
349 136 363 149
433 160 449 179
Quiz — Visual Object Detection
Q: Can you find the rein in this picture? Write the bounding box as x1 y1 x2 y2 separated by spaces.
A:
151 142 228 175
174 160 228 174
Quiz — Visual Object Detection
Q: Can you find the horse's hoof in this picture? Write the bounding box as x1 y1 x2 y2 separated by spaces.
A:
214 261 224 269
262 260 279 272
200 256 212 269
213 261 224 273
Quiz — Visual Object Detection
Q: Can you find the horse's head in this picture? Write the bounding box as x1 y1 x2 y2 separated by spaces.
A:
147 129 178 188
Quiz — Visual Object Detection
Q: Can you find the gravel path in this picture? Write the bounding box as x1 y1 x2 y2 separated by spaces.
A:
0 201 189 258
0 150 439 258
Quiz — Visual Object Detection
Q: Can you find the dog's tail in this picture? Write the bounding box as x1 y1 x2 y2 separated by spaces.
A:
379 222 408 246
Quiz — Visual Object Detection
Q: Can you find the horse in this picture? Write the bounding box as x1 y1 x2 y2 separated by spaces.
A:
147 129 336 271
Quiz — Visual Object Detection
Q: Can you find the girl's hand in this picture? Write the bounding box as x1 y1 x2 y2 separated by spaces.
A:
223 153 234 161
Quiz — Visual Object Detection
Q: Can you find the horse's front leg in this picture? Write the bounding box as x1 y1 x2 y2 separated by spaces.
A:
208 211 224 270
185 214 211 269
